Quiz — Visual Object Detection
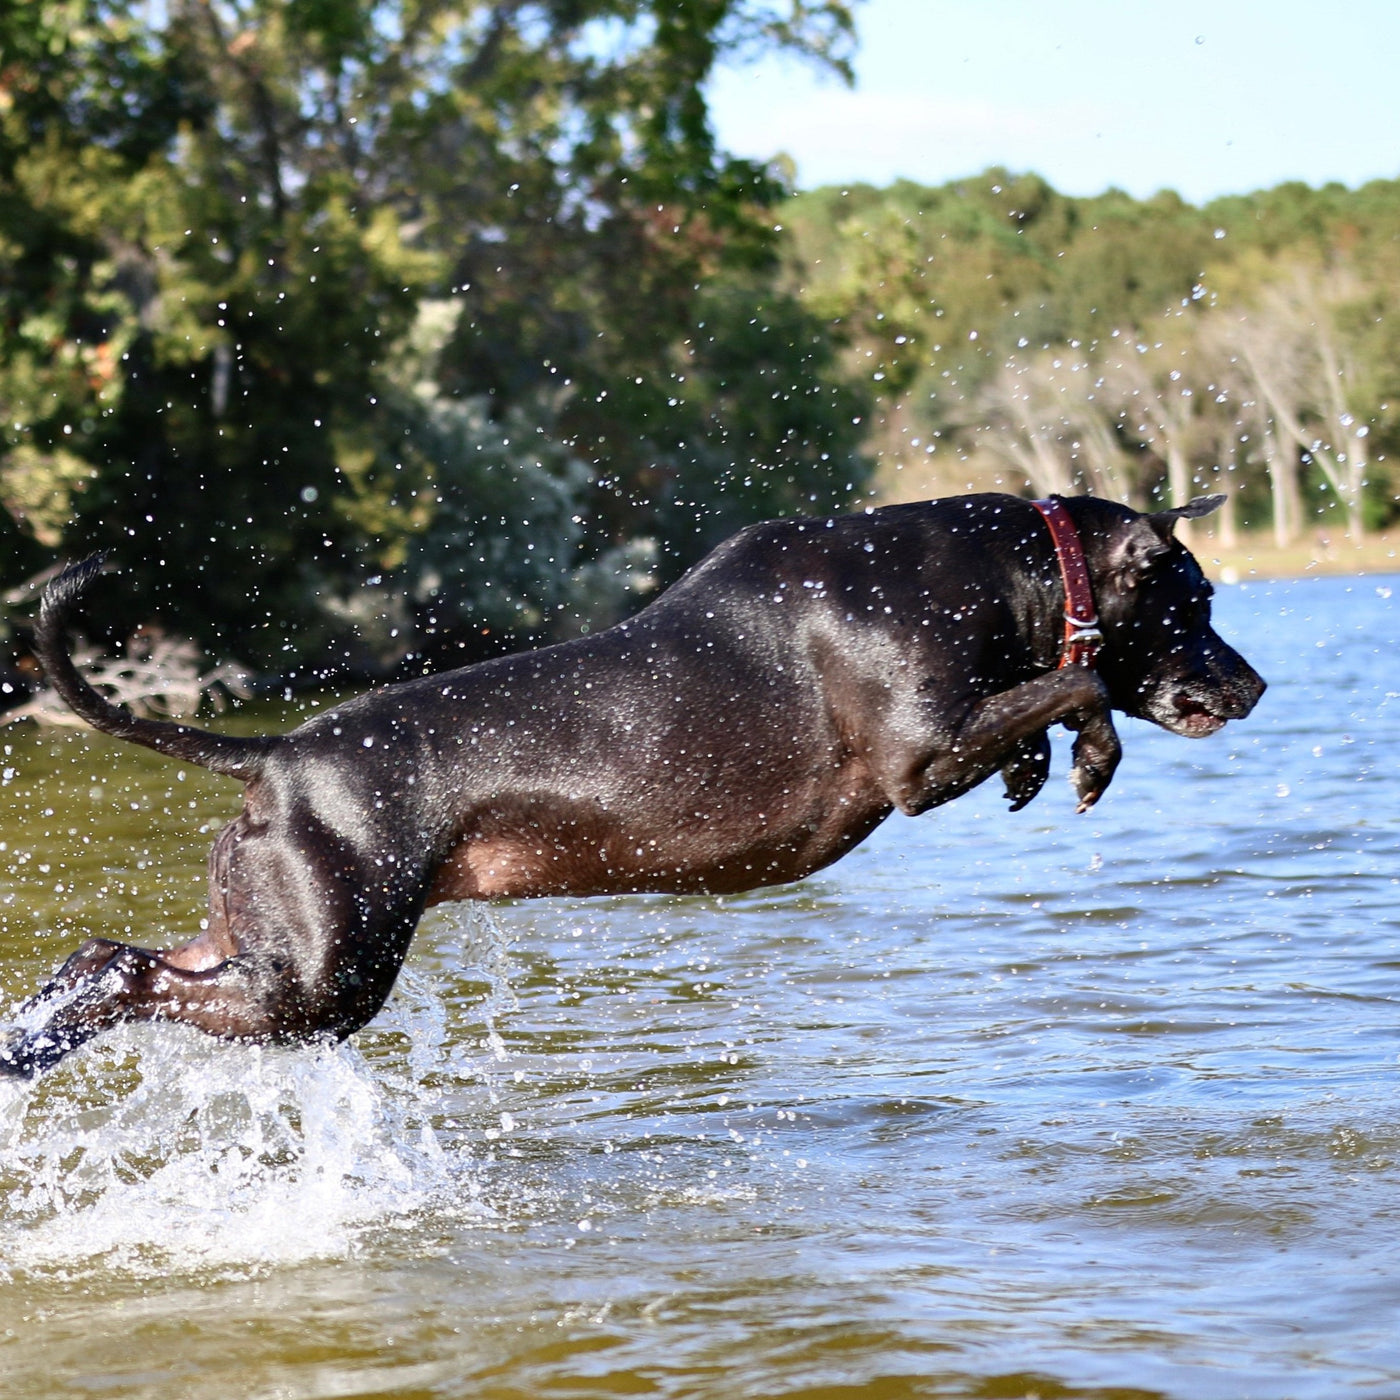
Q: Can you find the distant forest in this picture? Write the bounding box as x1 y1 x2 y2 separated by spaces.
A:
783 171 1400 551
2 2 1395 681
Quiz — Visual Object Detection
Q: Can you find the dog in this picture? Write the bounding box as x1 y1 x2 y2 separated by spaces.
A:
0 492 1264 1078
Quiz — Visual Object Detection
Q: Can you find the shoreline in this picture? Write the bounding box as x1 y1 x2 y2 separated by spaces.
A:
871 471 1400 584
1192 531 1400 584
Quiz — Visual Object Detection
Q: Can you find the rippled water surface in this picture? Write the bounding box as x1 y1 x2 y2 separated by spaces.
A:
2 573 1399 1399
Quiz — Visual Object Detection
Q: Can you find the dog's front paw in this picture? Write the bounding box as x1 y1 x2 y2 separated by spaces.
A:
1066 711 1121 813
1001 730 1051 811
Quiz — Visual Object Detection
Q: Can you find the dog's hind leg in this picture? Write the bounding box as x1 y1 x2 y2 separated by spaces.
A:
1 807 430 1078
0 946 312 1078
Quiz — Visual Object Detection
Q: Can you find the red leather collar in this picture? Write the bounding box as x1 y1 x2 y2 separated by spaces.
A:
1030 498 1103 669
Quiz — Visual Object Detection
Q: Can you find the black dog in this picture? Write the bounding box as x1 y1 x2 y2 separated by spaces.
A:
0 493 1263 1077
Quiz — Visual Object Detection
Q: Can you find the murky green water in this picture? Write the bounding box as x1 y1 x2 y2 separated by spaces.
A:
2 574 1399 1399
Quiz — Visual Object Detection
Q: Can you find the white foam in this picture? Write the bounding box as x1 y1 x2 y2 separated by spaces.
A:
0 968 487 1280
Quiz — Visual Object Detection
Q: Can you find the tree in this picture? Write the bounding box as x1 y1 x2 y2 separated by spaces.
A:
780 168 1400 536
1220 265 1375 539
1098 333 1197 512
0 0 871 671
976 348 1137 503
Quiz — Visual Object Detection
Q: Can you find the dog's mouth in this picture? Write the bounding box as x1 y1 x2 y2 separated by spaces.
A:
1161 693 1227 737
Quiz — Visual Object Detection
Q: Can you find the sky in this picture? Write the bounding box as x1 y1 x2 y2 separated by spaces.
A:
706 0 1400 205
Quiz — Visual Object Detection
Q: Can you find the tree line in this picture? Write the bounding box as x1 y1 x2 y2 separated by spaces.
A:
3 4 1396 685
0 0 867 679
783 171 1400 545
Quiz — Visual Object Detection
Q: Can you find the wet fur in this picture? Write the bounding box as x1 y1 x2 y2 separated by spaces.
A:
1 493 1264 1077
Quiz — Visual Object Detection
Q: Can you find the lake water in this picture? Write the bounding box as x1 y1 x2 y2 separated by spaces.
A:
1 572 1398 1399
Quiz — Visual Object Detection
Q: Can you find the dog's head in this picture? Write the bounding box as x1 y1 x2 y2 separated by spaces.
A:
1076 495 1266 735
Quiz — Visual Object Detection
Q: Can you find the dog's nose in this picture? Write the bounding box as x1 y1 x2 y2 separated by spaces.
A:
1224 665 1266 717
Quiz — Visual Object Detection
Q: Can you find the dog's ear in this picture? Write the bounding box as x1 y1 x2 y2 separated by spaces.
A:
1108 519 1170 585
1110 494 1224 586
1145 492 1226 543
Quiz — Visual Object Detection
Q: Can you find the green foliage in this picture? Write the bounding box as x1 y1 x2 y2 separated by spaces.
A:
643 276 871 565
404 392 597 642
782 167 1400 538
0 0 869 673
18 0 1398 682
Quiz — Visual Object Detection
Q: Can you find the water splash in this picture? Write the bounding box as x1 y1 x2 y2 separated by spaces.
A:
0 967 486 1280
416 901 519 1064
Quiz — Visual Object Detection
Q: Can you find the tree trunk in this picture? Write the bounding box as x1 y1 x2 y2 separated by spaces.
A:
1217 442 1239 548
1166 442 1193 544
1343 431 1367 540
1264 429 1301 547
1217 487 1238 548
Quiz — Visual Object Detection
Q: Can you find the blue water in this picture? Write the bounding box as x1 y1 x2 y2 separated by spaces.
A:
1 572 1398 1398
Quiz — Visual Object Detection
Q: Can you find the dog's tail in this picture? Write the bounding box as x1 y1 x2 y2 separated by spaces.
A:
32 556 275 781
